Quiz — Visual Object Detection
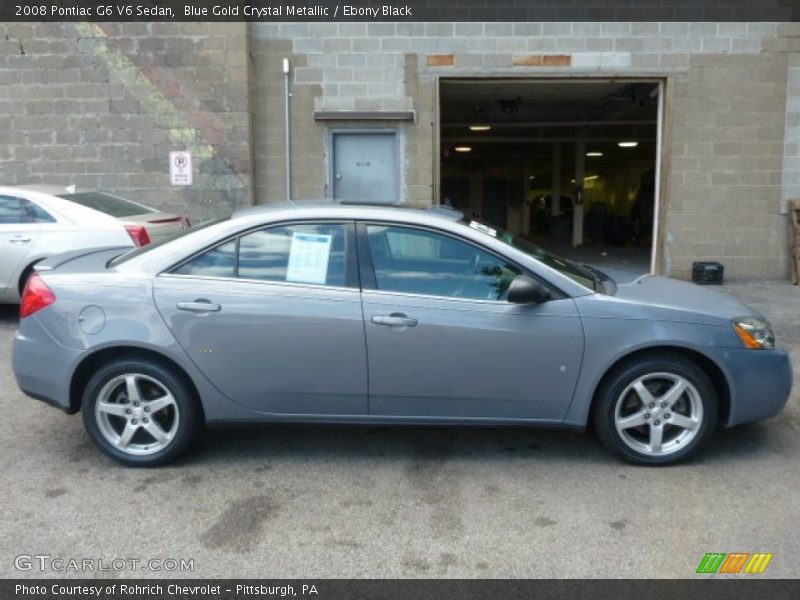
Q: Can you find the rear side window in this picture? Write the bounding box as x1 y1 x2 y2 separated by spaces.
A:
173 223 349 287
173 241 236 278
58 192 151 218
0 195 56 224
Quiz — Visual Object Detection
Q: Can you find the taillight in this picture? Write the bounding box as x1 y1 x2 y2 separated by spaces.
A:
124 225 151 246
20 273 56 319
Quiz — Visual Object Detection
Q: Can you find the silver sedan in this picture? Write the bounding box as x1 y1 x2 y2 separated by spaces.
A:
11 204 792 466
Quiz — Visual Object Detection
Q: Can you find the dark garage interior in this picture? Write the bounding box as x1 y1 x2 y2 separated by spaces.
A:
440 79 660 277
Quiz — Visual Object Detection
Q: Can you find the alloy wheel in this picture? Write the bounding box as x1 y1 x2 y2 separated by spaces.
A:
94 373 180 456
614 372 703 457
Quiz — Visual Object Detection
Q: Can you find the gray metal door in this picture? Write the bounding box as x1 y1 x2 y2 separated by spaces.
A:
332 132 398 203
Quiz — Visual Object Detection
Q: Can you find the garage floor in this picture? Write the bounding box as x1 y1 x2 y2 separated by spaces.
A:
1 280 798 578
537 240 652 283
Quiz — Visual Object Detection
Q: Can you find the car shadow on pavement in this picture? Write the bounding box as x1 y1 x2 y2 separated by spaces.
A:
706 419 790 458
0 304 19 324
191 425 609 467
183 420 780 468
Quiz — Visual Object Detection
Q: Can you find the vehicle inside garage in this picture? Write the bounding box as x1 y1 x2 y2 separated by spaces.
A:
440 79 660 278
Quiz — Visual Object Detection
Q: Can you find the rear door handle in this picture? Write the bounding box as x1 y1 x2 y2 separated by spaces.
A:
176 300 221 313
9 237 31 243
371 313 418 327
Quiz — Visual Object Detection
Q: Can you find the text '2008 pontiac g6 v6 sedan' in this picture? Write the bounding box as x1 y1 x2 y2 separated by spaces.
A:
12 204 792 466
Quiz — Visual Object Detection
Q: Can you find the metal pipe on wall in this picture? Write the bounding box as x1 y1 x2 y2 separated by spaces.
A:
573 140 586 247
283 58 292 202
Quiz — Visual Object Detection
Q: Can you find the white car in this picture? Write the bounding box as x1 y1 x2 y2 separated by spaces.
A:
0 184 189 303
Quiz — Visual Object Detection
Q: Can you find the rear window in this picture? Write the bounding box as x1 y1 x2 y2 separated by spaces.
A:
58 192 153 218
108 217 229 267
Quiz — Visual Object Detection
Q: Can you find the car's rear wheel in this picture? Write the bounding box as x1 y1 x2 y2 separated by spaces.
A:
81 358 201 466
593 353 718 465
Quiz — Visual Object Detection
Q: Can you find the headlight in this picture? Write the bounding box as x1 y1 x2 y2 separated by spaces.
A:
733 317 775 350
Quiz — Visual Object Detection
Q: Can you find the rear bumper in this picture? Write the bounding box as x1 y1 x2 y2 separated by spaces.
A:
723 347 793 426
12 317 79 414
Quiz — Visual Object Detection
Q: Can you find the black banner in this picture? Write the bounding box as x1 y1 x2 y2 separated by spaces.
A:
4 0 800 22
5 580 800 600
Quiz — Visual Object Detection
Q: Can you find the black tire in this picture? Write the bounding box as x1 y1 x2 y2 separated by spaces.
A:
592 352 718 466
81 357 202 467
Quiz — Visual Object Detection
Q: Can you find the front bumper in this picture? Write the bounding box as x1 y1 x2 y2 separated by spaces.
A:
722 347 793 426
12 317 80 414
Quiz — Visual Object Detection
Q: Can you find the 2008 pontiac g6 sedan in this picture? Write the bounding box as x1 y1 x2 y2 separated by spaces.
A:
12 204 792 466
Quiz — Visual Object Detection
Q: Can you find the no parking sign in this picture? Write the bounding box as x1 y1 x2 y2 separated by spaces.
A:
169 151 193 186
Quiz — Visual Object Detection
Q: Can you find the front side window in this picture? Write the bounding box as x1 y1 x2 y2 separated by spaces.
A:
366 225 521 301
174 223 348 287
464 218 597 291
0 196 56 224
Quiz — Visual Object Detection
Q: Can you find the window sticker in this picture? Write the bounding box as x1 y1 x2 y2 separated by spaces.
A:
285 232 333 284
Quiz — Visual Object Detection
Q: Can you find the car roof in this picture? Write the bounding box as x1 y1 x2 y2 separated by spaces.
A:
231 202 465 224
4 184 76 195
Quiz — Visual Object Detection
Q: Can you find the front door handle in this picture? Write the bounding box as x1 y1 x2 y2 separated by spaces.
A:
176 300 221 313
9 237 31 243
371 313 418 327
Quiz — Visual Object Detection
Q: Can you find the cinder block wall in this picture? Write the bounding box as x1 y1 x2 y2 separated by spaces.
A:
251 22 794 279
0 22 796 279
0 22 253 221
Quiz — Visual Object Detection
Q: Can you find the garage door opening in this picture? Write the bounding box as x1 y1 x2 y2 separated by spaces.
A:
439 79 662 281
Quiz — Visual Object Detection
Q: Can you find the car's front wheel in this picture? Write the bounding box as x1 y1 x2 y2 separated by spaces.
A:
593 353 718 465
81 358 202 466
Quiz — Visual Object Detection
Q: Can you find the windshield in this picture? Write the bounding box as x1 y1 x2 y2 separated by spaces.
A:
463 219 598 291
108 217 229 267
58 192 153 218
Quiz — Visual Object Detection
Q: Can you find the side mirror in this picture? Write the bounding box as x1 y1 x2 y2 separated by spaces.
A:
507 275 553 304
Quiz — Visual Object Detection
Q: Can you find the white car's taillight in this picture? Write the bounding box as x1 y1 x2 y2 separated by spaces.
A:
125 225 151 246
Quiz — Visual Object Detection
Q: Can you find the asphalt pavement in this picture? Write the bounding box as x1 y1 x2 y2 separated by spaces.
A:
1 280 798 579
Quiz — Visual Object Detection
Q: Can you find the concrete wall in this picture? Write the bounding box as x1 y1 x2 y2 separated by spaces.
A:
0 21 796 279
0 22 253 221
251 21 794 279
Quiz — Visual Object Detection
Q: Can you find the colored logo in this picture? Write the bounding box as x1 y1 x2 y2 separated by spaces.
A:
696 552 773 574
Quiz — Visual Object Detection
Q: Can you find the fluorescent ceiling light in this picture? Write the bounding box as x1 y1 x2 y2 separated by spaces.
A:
584 175 599 181
586 152 603 157
469 124 492 132
454 145 472 153
618 141 639 148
